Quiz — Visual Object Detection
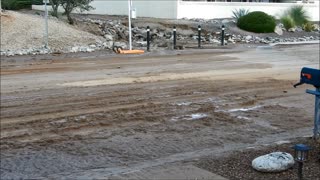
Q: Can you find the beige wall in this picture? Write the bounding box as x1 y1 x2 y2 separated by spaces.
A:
32 0 319 21
177 1 320 21
89 0 178 19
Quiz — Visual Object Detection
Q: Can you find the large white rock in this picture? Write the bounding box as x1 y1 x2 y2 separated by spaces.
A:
274 25 283 35
252 152 294 172
245 35 253 41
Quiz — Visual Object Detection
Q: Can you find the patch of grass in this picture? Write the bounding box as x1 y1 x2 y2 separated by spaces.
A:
281 15 295 30
232 8 250 22
287 5 310 26
303 22 314 32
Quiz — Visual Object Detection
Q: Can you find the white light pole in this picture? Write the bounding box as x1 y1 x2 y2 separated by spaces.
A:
128 0 132 50
44 0 49 49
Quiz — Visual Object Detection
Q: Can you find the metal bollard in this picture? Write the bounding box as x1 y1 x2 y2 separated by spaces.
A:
173 26 177 50
147 26 150 52
221 24 225 46
198 25 201 48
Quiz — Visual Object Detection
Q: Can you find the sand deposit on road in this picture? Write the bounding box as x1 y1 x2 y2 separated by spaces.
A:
0 45 319 179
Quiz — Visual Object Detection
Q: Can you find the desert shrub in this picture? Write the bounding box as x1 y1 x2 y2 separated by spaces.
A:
237 11 276 33
232 8 250 22
303 22 314 32
287 5 310 26
281 15 295 30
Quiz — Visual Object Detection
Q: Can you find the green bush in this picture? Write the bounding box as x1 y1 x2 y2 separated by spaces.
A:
287 5 310 26
232 8 250 22
303 22 314 32
281 15 295 30
237 11 276 33
1 0 33 10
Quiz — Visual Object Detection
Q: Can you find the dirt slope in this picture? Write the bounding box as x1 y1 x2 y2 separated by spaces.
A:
0 11 104 51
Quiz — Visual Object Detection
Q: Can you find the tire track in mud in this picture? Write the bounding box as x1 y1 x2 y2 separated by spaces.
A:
1 45 319 179
1 78 301 149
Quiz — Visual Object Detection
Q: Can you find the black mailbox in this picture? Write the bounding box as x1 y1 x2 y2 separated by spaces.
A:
294 67 320 88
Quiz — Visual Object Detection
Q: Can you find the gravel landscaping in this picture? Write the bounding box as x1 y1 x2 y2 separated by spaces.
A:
196 137 320 180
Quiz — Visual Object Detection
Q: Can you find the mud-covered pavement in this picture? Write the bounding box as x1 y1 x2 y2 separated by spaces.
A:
1 44 319 179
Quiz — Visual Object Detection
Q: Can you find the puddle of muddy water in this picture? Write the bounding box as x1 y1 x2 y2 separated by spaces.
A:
175 102 192 106
228 105 263 112
171 113 208 122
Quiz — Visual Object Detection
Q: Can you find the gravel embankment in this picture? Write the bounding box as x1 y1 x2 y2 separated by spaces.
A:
0 11 106 54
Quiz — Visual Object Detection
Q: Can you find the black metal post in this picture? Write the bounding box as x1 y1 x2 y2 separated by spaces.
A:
173 26 177 50
221 25 225 46
198 25 201 48
147 26 150 52
298 162 303 180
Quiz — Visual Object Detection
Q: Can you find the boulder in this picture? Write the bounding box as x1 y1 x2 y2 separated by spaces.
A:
89 44 96 49
103 41 113 49
274 25 283 35
296 26 304 32
245 35 253 41
136 41 147 47
71 46 79 53
312 24 320 31
210 38 220 44
104 34 113 41
252 152 294 172
277 23 284 29
227 38 235 44
288 28 296 32
114 42 127 49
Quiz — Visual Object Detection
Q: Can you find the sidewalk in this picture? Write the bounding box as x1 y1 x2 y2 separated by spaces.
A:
109 164 228 180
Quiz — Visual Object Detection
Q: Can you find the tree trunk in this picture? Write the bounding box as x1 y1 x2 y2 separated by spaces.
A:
49 0 59 17
51 5 59 17
66 11 74 24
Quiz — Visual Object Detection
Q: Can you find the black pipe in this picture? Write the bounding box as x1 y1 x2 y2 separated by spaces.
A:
147 26 150 52
221 24 225 46
173 26 176 50
198 25 201 48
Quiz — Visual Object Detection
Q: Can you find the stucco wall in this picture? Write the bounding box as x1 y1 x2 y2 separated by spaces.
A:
89 0 178 19
32 0 319 21
32 0 178 19
177 1 320 21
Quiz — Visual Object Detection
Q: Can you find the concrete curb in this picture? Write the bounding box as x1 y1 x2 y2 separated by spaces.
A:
269 40 320 46
256 40 320 50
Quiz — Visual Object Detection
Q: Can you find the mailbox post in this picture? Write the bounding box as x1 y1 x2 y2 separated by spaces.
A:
294 67 320 139
306 88 320 139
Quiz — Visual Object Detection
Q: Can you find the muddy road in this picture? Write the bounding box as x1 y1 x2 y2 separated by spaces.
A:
1 44 319 179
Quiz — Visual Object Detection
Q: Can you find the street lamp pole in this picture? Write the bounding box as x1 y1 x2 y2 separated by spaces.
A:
128 0 132 50
44 0 49 49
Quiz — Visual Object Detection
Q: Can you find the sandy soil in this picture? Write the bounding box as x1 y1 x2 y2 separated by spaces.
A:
0 11 104 51
0 44 319 179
